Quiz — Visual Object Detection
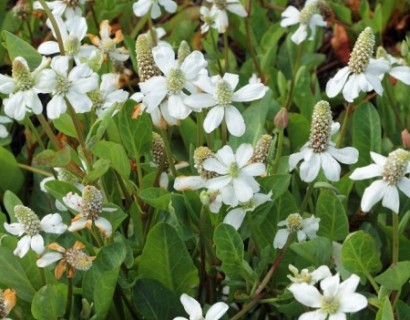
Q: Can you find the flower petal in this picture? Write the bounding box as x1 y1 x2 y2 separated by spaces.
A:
203 158 228 175
273 229 290 249
327 146 358 165
320 152 341 182
215 145 235 166
235 143 253 167
95 217 112 237
226 3 247 17
397 177 410 198
232 83 266 102
31 234 45 254
205 302 229 320
300 152 321 182
4 223 24 236
370 152 387 167
320 273 340 300
205 175 231 190
342 74 360 102
242 163 266 176
168 93 191 119
361 180 387 212
68 217 88 232
204 106 224 133
38 41 60 55
174 176 206 191
288 283 322 308
300 310 328 320
280 6 300 27
40 213 67 234
47 95 67 119
349 164 383 180
291 24 308 45
184 93 216 109
152 42 176 75
66 91 93 113
328 67 350 97
14 235 31 257
223 208 246 230
225 105 245 137
180 294 202 319
382 185 400 213
389 66 410 85
233 176 254 203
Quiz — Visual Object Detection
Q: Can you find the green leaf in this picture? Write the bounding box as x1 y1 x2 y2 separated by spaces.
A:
290 237 333 266
133 279 184 320
139 223 199 296
91 141 130 177
2 30 42 69
53 114 77 138
374 261 410 290
259 174 291 200
84 158 111 183
214 224 245 279
33 146 71 167
31 284 67 320
93 269 120 320
0 146 24 194
0 247 36 302
315 190 349 241
341 231 382 279
294 66 315 119
376 297 394 320
117 102 152 160
3 190 22 222
287 113 309 150
139 187 171 211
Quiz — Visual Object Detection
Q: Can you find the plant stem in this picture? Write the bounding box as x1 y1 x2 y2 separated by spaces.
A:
223 31 229 73
198 206 208 302
392 212 399 265
160 129 177 177
284 42 304 110
18 163 53 176
230 235 295 320
299 182 314 213
65 276 73 319
245 0 264 82
365 271 380 294
221 119 228 146
117 286 140 319
36 114 61 149
336 103 353 148
271 129 284 174
25 116 45 149
37 0 65 55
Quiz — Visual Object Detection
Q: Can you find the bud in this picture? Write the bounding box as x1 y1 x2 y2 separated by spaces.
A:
56 168 81 184
194 146 218 179
80 298 93 320
178 40 191 65
136 34 161 82
250 134 273 165
348 27 375 74
166 68 186 94
215 79 233 106
12 57 34 91
376 46 388 60
274 107 288 129
152 132 169 169
81 186 103 219
308 100 332 153
89 90 104 112
286 213 303 232
200 190 211 206
14 205 41 236
402 129 410 149
400 37 410 58
382 149 410 186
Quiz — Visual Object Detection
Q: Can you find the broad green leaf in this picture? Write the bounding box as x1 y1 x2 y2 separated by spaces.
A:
139 223 199 296
294 66 315 119
117 102 152 160
287 113 309 150
214 224 244 279
259 174 291 200
376 297 394 320
3 190 22 222
0 247 36 302
290 237 333 266
352 102 382 168
374 261 410 290
139 187 171 211
93 269 120 320
133 279 184 320
33 147 71 167
341 231 382 279
31 284 67 320
84 158 111 183
315 190 348 241
2 30 41 69
53 114 77 138
0 146 24 194
91 141 130 177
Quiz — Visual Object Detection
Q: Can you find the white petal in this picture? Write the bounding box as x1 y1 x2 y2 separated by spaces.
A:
184 93 216 109
382 185 400 213
180 294 202 318
152 42 176 75
337 273 359 295
361 180 387 212
280 6 300 27
327 146 358 165
338 293 367 313
232 83 266 102
37 252 63 267
47 95 67 119
95 217 112 237
203 158 228 175
300 152 321 182
242 163 266 176
215 145 235 166
389 66 410 85
291 24 308 45
0 75 15 94
71 74 99 93
31 234 45 254
40 213 67 234
366 58 390 75
342 74 360 102
320 152 341 182
364 72 384 95
205 302 229 320
159 0 177 13
214 9 228 33
297 230 307 242
35 69 56 93
226 3 247 17
350 164 383 180
233 176 254 203
320 273 340 300
143 89 168 112
328 313 347 320
205 175 231 190
370 152 387 167
273 229 290 249
4 222 25 236
5 93 26 120
168 94 191 119
14 235 31 257
174 176 206 191
225 105 245 137
181 51 207 81
38 41 60 55
203 106 225 133
68 217 88 232
288 283 322 308
235 143 253 167
330 122 341 135
299 310 328 320
67 91 93 113
150 3 162 19
224 208 246 230
133 0 151 17
326 67 350 98
310 265 332 284
25 90 43 114
397 177 410 198
289 148 308 171
51 56 69 75
222 73 239 91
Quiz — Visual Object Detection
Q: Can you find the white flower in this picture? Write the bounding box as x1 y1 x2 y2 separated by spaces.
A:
173 293 228 320
90 73 129 117
39 56 98 119
0 115 12 138
289 273 367 320
206 0 247 33
280 0 326 45
289 101 358 182
185 73 267 137
89 20 129 62
64 186 113 237
203 144 266 206
33 0 85 19
326 27 389 102
274 213 320 249
200 6 217 34
376 48 410 85
224 192 272 230
38 15 96 65
287 264 332 285
350 149 410 213
4 205 67 258
0 57 49 121
140 42 207 120
133 0 177 19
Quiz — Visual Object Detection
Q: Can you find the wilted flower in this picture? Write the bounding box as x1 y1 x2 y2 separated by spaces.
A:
326 27 389 102
274 213 320 249
173 293 229 320
287 264 331 285
289 101 358 182
205 0 247 33
289 273 367 320
281 0 326 45
37 241 95 279
133 0 177 19
4 205 67 258
0 288 16 320
350 149 410 213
